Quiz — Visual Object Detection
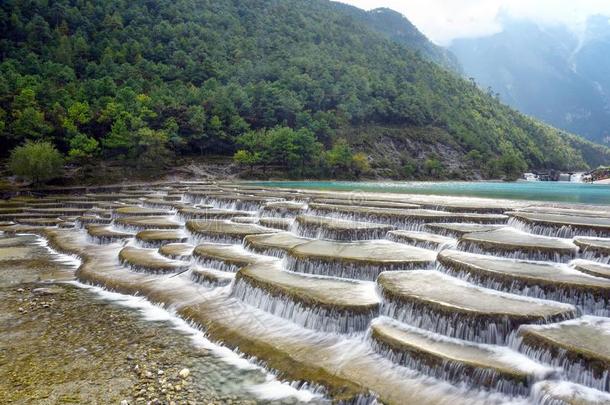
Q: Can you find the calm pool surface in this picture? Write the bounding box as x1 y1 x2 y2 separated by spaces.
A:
252 181 610 205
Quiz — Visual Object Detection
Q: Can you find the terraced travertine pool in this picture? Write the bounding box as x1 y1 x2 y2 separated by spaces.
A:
1 181 610 404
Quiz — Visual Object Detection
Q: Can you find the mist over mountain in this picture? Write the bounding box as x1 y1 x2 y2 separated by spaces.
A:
450 15 610 145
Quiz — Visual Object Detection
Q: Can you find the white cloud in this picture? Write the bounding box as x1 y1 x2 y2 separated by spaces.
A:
336 0 610 45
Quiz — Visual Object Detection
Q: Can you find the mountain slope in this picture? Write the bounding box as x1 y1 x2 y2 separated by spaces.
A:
333 4 461 72
0 0 608 179
451 16 610 146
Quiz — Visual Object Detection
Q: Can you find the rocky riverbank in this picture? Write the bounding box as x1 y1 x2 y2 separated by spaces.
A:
0 234 320 404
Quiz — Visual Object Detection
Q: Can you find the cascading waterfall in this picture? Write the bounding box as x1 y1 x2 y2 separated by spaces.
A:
386 233 458 252
188 232 245 245
190 268 233 288
283 255 432 281
75 217 112 227
291 221 389 241
367 327 546 397
231 277 378 334
511 331 609 392
379 293 577 345
5 181 610 404
308 209 430 231
457 240 577 263
580 251 610 265
508 217 609 239
242 241 288 259
192 255 242 273
436 263 610 317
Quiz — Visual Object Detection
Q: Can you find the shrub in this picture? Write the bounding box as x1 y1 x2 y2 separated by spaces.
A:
423 157 444 177
9 141 64 184
352 152 370 177
401 160 417 178
233 149 261 170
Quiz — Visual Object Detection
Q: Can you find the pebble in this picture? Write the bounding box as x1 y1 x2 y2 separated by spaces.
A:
178 368 190 379
33 286 64 295
16 288 24 293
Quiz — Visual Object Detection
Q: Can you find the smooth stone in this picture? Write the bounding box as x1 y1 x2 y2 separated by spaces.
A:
438 250 610 311
193 243 271 271
424 223 507 237
262 201 307 213
532 380 610 405
460 228 578 261
378 270 577 343
312 198 420 210
16 217 64 226
136 230 187 246
76 215 113 225
371 318 546 394
509 211 610 236
258 217 293 231
186 220 278 242
243 232 311 255
309 203 508 224
230 216 259 224
190 267 234 287
118 246 189 274
143 199 190 209
387 230 456 250
289 239 437 267
295 214 394 240
238 261 379 311
158 243 194 259
575 237 610 256
178 208 254 219
85 193 131 200
26 207 89 215
572 260 610 279
234 261 379 332
114 206 171 216
115 216 181 230
517 317 610 391
32 286 65 295
86 224 133 241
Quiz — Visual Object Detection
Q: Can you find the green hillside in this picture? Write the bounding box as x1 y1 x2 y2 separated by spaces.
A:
1 0 608 180
334 4 462 72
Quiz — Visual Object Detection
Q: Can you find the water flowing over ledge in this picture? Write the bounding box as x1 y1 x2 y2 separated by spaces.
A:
2 180 610 404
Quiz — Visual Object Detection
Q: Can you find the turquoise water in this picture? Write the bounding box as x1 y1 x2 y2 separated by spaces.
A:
253 181 610 205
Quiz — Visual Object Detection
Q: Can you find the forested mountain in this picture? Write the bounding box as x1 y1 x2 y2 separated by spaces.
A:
451 16 610 146
333 4 461 72
1 0 609 180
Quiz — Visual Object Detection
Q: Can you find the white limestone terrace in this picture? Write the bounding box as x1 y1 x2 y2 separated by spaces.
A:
1 180 610 405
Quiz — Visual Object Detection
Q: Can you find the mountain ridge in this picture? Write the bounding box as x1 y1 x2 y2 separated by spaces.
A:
450 15 610 146
332 3 462 72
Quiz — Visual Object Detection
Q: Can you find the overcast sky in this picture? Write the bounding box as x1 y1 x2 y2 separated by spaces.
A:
337 0 610 45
